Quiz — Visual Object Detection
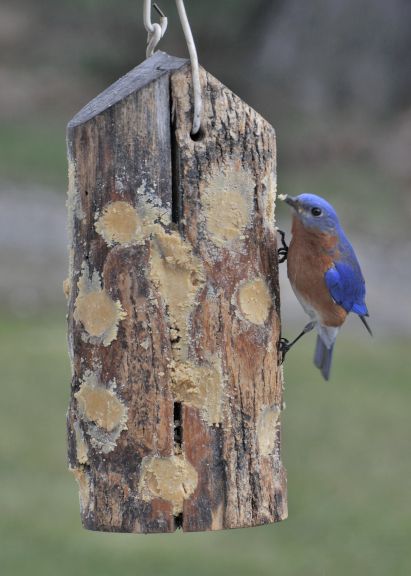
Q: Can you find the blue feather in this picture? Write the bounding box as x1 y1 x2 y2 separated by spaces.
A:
324 230 368 316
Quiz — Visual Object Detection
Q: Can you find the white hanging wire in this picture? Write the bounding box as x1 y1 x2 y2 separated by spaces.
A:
143 1 168 58
142 1 203 136
174 0 202 135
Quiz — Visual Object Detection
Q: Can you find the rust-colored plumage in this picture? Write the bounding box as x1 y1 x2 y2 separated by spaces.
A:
287 216 347 328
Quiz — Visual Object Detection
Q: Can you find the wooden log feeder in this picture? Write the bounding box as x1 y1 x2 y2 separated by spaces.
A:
66 51 287 533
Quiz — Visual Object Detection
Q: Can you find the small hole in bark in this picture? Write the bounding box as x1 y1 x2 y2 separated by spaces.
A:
174 513 184 529
190 127 205 142
84 189 88 196
174 402 182 447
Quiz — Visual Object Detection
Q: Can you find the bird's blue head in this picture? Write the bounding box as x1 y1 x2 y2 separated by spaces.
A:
283 193 340 233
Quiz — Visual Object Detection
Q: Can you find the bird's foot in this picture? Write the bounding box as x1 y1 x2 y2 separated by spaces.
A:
277 230 288 263
279 337 290 363
278 321 316 364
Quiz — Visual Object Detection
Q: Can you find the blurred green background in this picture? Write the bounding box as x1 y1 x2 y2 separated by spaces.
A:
0 1 410 574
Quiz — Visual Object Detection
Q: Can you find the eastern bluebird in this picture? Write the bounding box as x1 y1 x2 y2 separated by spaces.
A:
279 193 372 380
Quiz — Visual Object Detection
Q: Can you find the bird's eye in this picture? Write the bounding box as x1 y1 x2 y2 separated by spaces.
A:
311 207 322 217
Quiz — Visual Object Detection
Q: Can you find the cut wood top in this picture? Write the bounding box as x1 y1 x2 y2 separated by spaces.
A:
68 52 188 128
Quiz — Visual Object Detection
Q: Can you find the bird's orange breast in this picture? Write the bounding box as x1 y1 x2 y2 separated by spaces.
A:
287 216 347 327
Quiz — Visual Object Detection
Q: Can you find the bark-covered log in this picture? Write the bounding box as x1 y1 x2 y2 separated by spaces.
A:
66 51 287 533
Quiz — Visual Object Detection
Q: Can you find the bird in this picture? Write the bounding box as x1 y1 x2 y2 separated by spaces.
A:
278 193 372 380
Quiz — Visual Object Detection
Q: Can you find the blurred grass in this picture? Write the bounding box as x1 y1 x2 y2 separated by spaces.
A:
1 315 410 576
0 119 67 188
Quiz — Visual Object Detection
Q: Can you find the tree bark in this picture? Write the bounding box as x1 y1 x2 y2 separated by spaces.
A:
66 51 287 533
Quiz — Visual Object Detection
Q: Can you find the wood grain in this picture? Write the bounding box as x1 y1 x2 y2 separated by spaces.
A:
171 66 287 530
66 52 287 533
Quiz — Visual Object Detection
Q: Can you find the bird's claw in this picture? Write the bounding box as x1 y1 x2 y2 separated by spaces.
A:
278 247 288 263
279 337 290 363
277 230 288 263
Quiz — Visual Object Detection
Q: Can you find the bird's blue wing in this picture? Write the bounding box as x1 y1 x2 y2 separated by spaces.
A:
325 260 368 316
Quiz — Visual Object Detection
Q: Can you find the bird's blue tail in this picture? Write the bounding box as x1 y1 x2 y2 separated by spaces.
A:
314 336 334 381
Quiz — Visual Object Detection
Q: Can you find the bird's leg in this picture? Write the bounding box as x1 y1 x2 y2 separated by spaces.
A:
277 229 288 263
279 321 316 362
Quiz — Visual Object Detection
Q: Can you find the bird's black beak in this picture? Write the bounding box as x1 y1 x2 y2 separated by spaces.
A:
284 195 299 210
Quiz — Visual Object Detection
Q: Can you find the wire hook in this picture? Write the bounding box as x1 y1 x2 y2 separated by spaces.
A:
175 0 202 136
143 1 202 136
144 1 168 58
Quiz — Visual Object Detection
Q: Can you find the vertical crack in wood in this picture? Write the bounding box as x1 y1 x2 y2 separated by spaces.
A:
170 78 185 530
170 78 183 229
173 401 183 449
173 399 183 532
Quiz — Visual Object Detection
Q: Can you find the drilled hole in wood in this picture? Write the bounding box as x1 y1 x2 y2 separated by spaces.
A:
174 401 183 447
190 126 205 142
